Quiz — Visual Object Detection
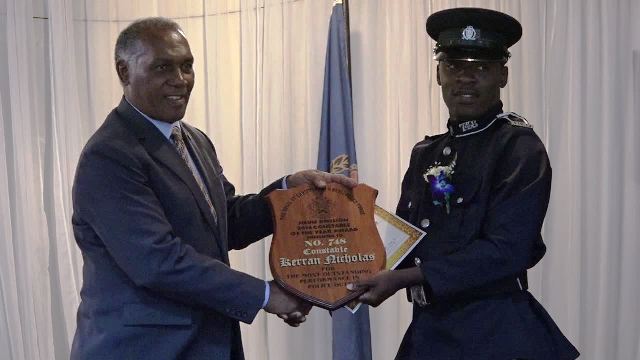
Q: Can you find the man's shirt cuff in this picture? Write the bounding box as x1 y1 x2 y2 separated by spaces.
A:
262 281 270 308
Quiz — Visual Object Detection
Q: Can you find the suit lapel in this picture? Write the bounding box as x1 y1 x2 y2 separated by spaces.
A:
182 125 230 259
114 98 224 254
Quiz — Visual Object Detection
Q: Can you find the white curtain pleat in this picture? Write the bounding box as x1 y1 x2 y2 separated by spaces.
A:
2 0 55 358
233 2 335 359
0 4 23 359
0 46 26 360
1 0 639 359
348 2 433 358
618 40 640 360
46 1 92 357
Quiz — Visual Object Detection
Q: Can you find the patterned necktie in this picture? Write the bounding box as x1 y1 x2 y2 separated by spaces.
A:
171 126 218 224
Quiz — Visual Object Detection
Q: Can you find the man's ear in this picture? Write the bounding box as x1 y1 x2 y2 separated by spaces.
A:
116 58 129 85
499 65 508 88
436 63 442 86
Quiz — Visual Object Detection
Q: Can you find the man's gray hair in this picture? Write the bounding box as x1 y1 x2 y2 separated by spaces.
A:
114 17 182 63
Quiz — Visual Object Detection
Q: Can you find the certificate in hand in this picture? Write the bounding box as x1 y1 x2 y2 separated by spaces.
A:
343 205 425 313
374 205 425 271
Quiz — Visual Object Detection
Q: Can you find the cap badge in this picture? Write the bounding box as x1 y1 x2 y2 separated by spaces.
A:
461 26 477 41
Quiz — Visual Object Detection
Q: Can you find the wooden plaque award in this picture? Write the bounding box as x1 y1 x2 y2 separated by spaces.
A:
267 183 386 310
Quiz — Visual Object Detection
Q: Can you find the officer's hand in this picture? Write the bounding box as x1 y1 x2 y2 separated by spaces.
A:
347 268 424 307
347 271 400 307
286 170 357 189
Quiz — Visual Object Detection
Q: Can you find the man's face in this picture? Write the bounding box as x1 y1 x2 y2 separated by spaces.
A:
437 59 508 120
117 28 194 123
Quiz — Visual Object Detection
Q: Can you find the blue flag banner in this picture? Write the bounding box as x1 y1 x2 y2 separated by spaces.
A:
317 1 358 180
317 2 372 360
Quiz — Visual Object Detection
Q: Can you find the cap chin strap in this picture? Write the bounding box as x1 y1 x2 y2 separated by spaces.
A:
433 50 510 62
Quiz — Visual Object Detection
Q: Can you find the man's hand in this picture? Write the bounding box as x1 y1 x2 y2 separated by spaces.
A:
286 170 357 189
264 281 313 327
347 268 424 307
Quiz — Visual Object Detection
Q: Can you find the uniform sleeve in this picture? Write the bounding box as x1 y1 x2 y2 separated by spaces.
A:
420 131 551 300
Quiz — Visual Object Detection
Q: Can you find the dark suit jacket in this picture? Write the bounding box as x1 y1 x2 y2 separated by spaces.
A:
70 98 280 359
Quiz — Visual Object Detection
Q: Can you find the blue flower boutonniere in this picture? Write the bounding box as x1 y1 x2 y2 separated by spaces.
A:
423 154 457 214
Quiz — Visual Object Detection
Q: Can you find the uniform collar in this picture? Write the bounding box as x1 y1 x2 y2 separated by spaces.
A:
447 101 504 137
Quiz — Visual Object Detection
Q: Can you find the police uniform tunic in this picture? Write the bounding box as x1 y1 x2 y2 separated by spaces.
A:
395 102 579 359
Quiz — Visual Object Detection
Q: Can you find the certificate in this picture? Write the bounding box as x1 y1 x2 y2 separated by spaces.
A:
374 205 425 270
344 205 425 313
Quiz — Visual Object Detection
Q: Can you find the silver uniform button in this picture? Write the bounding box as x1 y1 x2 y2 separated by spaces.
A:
408 201 412 208
420 218 430 228
456 197 464 204
443 146 452 156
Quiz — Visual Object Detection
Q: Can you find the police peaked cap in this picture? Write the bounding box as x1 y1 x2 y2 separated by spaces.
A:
426 7 522 62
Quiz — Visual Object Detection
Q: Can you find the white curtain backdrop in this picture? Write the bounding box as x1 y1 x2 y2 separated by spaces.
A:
0 0 639 359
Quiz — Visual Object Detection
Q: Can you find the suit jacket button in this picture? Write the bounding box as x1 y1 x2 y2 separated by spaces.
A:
420 218 430 228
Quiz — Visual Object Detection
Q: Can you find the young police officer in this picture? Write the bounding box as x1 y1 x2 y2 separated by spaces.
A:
349 8 580 359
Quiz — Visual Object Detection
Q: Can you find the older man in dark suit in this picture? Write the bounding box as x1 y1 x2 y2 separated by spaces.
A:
70 17 354 359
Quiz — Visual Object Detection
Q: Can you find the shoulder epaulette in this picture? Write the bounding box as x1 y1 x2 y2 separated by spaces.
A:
496 112 533 129
414 133 446 149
